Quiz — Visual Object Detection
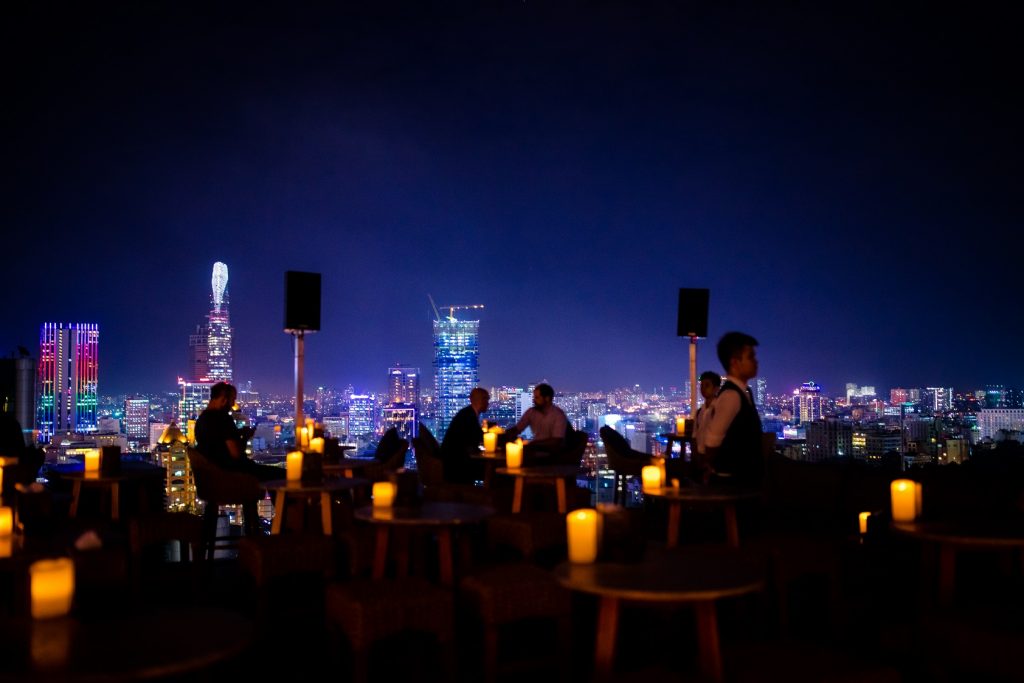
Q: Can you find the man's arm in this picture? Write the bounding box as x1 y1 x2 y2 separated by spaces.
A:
506 409 533 439
701 391 740 475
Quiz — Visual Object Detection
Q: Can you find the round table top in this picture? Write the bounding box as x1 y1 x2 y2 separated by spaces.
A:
891 519 1024 548
354 501 495 526
643 484 761 503
495 464 580 479
323 458 372 472
264 477 370 493
0 606 253 682
471 451 506 461
554 547 766 602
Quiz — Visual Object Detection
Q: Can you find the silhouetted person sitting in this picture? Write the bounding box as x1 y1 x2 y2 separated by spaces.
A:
440 388 489 484
195 382 279 482
506 383 568 460
702 332 764 486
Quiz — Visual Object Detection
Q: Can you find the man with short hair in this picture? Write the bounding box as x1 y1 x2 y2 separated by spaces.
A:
440 387 490 483
506 383 568 453
195 382 278 481
702 332 764 485
693 370 722 460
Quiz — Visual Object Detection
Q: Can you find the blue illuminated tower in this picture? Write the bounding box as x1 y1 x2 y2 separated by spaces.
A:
431 300 482 440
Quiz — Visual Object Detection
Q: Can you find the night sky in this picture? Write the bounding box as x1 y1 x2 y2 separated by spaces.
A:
5 2 1021 397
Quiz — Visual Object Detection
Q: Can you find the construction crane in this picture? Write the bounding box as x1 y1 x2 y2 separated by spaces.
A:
428 294 484 322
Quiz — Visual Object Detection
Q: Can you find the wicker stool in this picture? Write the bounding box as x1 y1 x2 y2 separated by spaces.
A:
487 512 567 564
460 563 572 683
326 578 454 683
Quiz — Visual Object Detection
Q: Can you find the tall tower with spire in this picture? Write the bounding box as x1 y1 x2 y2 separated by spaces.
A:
205 262 233 382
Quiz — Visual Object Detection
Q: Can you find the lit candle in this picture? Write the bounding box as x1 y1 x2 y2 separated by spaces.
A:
30 558 75 619
305 418 315 439
914 482 923 518
483 432 497 453
84 449 100 475
373 482 395 508
0 506 11 537
566 509 599 564
310 437 325 454
0 536 11 559
657 457 667 487
286 451 303 482
505 439 523 469
298 426 308 448
890 479 917 522
858 511 871 535
641 465 662 493
675 416 686 435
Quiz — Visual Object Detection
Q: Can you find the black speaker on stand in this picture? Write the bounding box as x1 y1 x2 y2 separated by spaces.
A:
677 288 710 422
284 271 322 432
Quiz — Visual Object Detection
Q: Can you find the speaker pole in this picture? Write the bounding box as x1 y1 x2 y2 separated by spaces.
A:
689 335 698 417
294 330 305 429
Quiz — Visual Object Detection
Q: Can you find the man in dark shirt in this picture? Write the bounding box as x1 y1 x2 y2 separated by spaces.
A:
702 332 765 486
195 382 278 481
440 388 489 484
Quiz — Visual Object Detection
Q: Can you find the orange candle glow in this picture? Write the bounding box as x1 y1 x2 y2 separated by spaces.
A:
675 416 686 435
84 449 100 475
373 482 395 508
30 558 75 619
890 479 916 522
0 506 11 537
310 437 325 454
858 511 871 535
483 432 497 453
566 509 599 564
641 465 662 493
286 451 303 482
505 439 524 468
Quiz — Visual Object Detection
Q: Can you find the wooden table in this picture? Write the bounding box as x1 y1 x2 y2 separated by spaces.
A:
354 502 494 586
554 547 766 682
265 477 369 535
0 606 252 682
323 456 372 479
62 464 165 522
470 451 506 487
892 519 1024 607
644 484 761 548
496 465 581 513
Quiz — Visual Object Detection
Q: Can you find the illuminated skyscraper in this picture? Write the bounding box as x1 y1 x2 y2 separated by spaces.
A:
433 313 480 440
348 394 377 437
36 323 99 442
387 365 420 406
188 324 209 381
792 381 823 425
206 262 233 382
123 397 150 452
177 378 214 443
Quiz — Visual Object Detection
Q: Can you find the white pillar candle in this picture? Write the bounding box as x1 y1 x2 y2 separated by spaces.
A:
858 511 871 535
373 482 395 508
286 451 303 482
310 437 325 454
84 449 101 475
505 439 524 468
641 465 662 493
30 558 75 619
675 417 686 435
0 506 11 537
566 509 599 564
483 432 497 453
890 479 917 522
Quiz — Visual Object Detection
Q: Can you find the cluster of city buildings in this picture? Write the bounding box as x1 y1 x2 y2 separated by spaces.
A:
4 264 1023 485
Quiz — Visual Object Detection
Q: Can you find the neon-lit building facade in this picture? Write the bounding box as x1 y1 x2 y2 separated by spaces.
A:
792 381 824 425
124 397 150 452
206 262 233 382
433 317 479 440
36 322 99 442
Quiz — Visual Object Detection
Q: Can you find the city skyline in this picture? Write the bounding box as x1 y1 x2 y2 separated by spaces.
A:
5 4 1021 396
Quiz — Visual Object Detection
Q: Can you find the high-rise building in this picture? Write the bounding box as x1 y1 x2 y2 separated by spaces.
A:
348 394 377 437
177 379 214 443
387 365 421 406
206 262 233 382
382 404 417 441
1 350 35 445
977 409 1024 440
755 378 767 409
805 418 853 462
433 313 480 440
890 388 909 405
124 397 150 452
188 324 209 381
791 381 823 425
36 323 99 442
924 387 953 413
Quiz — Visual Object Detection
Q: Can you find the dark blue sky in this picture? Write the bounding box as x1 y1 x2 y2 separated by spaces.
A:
5 2 1021 396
